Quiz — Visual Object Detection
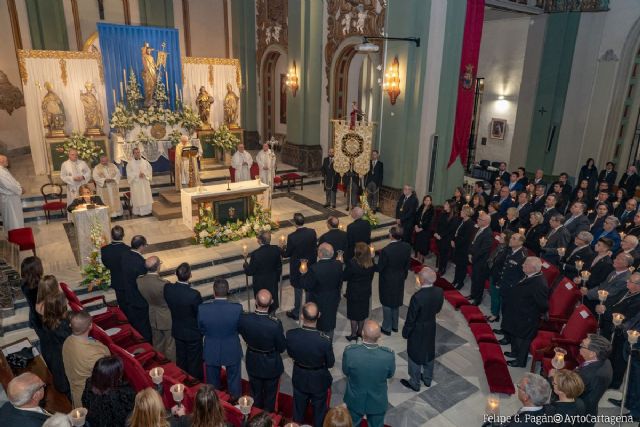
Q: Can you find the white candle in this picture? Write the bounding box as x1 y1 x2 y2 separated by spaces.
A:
628 330 640 344
612 313 625 327
242 243 248 258
299 259 308 274
112 89 117 105
279 235 286 248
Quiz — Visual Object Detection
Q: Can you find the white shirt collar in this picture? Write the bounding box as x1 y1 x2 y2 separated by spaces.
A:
520 406 543 412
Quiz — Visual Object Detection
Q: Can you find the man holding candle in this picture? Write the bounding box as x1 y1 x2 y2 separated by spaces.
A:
0 373 50 426
378 227 411 335
614 234 640 269
558 231 594 279
244 230 283 312
608 312 640 421
581 237 614 290
564 202 590 239
318 216 348 259
583 252 632 313
540 213 571 266
284 213 318 320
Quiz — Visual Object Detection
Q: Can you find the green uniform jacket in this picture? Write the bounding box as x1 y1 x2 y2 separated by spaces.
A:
342 342 396 415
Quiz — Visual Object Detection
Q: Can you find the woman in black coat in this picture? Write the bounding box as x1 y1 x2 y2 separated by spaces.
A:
20 256 44 337
578 158 598 196
82 356 136 427
343 242 376 341
524 211 547 256
67 184 104 212
545 369 587 427
413 195 435 263
434 200 459 275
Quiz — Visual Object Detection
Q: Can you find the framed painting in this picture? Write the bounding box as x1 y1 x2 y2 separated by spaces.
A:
489 118 506 140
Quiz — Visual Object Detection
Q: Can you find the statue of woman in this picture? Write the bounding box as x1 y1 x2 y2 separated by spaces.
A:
80 82 104 135
41 81 66 137
195 86 214 129
223 82 240 128
141 43 157 107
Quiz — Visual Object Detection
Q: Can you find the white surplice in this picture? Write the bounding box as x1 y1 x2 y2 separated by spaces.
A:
126 158 153 216
0 165 24 232
93 163 122 217
255 149 276 210
60 159 91 206
231 150 253 182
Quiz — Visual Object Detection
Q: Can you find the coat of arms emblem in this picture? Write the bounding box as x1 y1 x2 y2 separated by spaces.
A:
462 64 474 90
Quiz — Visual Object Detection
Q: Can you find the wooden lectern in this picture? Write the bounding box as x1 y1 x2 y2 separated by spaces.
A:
182 146 200 188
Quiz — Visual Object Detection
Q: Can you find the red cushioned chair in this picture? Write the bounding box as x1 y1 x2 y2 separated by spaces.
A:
250 162 260 179
229 166 236 182
529 304 597 373
444 290 470 309
41 183 66 224
478 342 516 394
91 324 155 363
469 322 499 344
110 343 155 391
540 261 560 287
60 282 127 326
538 277 581 332
7 227 36 255
434 277 455 292
460 305 487 323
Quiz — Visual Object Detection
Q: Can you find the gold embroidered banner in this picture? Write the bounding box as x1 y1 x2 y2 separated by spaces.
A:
331 120 373 177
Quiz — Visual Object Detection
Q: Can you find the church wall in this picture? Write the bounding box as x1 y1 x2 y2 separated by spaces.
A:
188 0 227 58
474 16 530 166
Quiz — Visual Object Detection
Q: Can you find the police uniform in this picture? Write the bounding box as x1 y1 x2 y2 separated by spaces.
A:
238 310 286 412
342 342 395 427
286 326 334 427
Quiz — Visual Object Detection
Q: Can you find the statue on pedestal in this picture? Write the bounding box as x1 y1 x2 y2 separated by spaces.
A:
141 42 157 107
196 86 214 129
223 82 240 129
41 81 66 137
80 82 104 136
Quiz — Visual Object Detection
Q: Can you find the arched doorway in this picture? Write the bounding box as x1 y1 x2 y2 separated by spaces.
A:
261 46 287 144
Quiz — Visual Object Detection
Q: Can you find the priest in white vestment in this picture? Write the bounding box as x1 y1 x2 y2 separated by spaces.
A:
0 155 24 232
255 142 276 209
93 155 123 218
175 135 202 190
60 149 91 207
231 144 253 182
126 148 153 216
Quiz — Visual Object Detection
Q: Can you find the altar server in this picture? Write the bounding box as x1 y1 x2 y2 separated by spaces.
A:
255 142 276 209
126 148 153 216
231 143 253 182
60 149 91 207
0 155 24 232
93 154 122 218
175 135 201 190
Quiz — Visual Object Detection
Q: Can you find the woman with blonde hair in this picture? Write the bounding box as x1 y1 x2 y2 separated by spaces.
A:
546 369 586 426
322 405 353 427
128 388 171 427
343 241 376 341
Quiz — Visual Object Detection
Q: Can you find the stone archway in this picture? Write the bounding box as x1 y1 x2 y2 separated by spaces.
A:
332 44 359 120
262 50 281 141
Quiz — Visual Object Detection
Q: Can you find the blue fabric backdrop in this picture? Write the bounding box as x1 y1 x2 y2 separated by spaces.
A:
98 23 181 118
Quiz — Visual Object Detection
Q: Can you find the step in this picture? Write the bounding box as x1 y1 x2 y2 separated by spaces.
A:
159 190 182 206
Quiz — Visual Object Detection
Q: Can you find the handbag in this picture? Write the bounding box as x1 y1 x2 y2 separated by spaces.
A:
6 346 35 369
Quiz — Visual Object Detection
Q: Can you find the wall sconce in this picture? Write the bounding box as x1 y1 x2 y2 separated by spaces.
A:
286 60 299 97
383 56 401 105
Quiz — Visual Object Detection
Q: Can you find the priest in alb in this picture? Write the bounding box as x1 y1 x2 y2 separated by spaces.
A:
126 148 153 216
255 142 276 209
0 155 24 232
60 149 91 207
175 135 201 190
93 154 122 218
231 143 253 182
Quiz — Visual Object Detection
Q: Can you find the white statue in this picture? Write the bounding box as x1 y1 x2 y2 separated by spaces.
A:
272 24 282 42
356 10 367 33
341 12 352 35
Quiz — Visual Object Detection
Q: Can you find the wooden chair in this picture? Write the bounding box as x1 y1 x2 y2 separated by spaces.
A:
40 183 66 223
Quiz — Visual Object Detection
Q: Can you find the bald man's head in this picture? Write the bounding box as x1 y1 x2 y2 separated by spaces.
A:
418 267 437 286
7 373 45 408
351 207 364 219
301 302 319 325
256 289 272 310
318 242 334 259
362 320 381 344
145 256 161 272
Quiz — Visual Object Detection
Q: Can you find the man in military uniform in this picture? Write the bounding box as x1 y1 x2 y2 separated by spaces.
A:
286 302 334 427
238 289 286 412
243 231 282 312
342 320 395 427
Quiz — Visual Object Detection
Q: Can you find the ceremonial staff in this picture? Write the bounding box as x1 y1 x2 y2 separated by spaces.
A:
242 243 250 310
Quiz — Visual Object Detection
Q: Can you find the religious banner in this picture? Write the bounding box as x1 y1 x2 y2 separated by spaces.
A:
331 120 373 177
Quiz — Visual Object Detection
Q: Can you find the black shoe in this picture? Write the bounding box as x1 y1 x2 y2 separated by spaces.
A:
507 360 526 368
454 283 464 290
465 295 473 300
499 339 511 346
392 328 398 333
346 335 358 342
422 379 432 387
608 398 622 407
400 379 420 392
493 329 504 335
504 351 515 358
323 203 330 208
286 311 298 320
486 315 500 323
332 205 336 208
381 329 391 336
471 300 481 306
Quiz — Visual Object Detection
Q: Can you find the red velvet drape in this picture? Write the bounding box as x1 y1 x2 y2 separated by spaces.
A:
447 0 485 168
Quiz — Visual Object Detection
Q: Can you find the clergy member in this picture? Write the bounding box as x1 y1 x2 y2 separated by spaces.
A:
60 149 91 207
93 155 122 218
0 155 24 232
255 142 276 209
231 143 253 182
126 148 153 216
175 135 201 190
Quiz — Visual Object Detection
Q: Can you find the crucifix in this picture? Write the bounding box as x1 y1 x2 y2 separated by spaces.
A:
538 106 548 116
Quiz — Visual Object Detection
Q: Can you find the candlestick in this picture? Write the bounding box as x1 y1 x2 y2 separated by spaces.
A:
485 395 500 417
69 407 88 427
339 224 345 231
612 313 625 327
580 270 591 282
620 232 626 240
112 89 117 106
598 289 609 303
170 383 185 406
238 395 254 416
175 83 179 100
628 330 640 345
551 347 566 370
120 82 124 99
539 237 547 247
123 68 127 87
575 260 584 271
242 243 248 258
149 367 164 385
227 179 231 191
279 235 286 248
369 244 375 258
498 218 505 227
299 259 308 274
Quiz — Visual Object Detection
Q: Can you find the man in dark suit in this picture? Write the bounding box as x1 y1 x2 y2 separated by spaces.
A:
286 302 334 427
504 373 551 426
616 234 640 268
468 212 493 305
364 149 384 213
395 185 419 243
284 213 318 320
598 162 618 188
238 289 286 412
400 267 443 392
498 186 515 215
137 256 175 361
616 198 637 226
301 243 343 340
244 230 282 313
496 162 510 185
516 166 529 188
492 233 527 333
346 207 371 262
540 214 571 266
515 192 533 229
542 194 560 226
531 169 546 191
0 373 49 427
318 216 347 258
618 165 640 196
564 202 590 239
502 257 549 367
100 226 130 315
608 312 640 421
583 237 614 289
531 185 547 213
452 206 476 290
199 278 243 399
378 227 411 335
165 262 203 380
120 235 151 341
582 252 632 313
321 148 340 208
558 231 595 279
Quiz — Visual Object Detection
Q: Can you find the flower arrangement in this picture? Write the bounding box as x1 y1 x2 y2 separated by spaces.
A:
168 129 183 145
57 132 104 165
194 197 279 247
126 69 143 110
181 106 202 134
360 193 378 227
135 131 156 145
109 102 135 135
80 218 111 292
209 125 239 151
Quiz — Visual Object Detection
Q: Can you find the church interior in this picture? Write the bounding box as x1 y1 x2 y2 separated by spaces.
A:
1 0 640 426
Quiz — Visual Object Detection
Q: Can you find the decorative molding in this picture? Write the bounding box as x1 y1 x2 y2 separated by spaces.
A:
223 0 230 58
59 59 68 86
181 0 191 56
0 70 25 115
181 56 243 88
17 49 102 84
122 0 131 24
82 31 99 52
208 64 214 86
70 0 83 50
325 0 386 100
7 0 22 51
256 0 288 78
599 49 619 62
